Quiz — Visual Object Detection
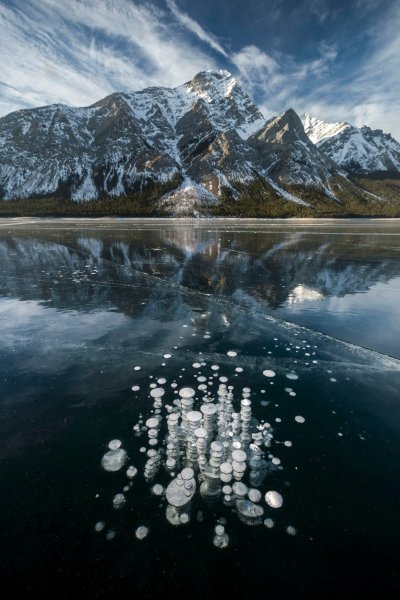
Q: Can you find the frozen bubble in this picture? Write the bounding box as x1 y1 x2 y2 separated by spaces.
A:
236 499 264 518
179 387 196 399
232 449 246 462
195 427 207 439
150 388 165 399
101 449 127 472
264 518 274 528
134 366 141 371
286 525 297 536
263 370 276 378
211 365 220 371
330 378 337 383
131 385 140 391
286 373 298 380
105 530 115 541
284 441 293 447
152 484 164 496
113 493 126 508
187 411 202 424
215 524 225 535
235 367 243 373
227 351 237 357
146 417 159 428
180 513 190 524
222 485 232 495
289 392 296 397
135 526 149 540
197 376 207 382
163 354 171 359
213 533 229 548
181 467 195 481
219 376 228 383
272 457 281 465
157 378 167 385
94 521 105 532
248 489 262 503
232 482 248 497
220 462 233 474
295 415 305 423
192 362 201 368
108 439 122 450
265 490 283 508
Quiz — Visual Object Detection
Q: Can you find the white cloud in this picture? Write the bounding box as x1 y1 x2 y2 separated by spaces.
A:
166 0 228 57
0 0 217 115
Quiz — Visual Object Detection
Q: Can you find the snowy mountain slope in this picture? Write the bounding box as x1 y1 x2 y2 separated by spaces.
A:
301 113 400 173
0 70 398 208
250 109 337 188
301 112 350 144
0 70 267 202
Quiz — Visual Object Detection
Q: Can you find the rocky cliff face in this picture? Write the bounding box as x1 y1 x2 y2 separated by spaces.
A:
301 113 400 173
1 70 399 211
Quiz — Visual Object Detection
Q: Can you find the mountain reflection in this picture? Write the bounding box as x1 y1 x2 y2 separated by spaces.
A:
1 224 399 315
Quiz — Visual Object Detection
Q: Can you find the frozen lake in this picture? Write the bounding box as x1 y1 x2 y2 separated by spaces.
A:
0 218 399 598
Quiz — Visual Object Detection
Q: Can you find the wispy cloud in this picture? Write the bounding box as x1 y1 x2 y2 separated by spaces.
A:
0 0 216 115
166 0 228 57
0 0 399 140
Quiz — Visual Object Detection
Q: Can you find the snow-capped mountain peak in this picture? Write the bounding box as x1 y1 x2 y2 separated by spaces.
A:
301 113 351 144
301 113 400 172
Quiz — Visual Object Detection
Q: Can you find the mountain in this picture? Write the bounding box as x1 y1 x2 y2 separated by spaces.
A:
301 113 400 173
0 70 399 216
249 109 337 190
0 70 265 204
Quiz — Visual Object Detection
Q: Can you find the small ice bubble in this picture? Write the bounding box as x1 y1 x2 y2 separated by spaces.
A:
108 439 122 450
286 373 298 380
330 378 337 383
211 365 219 371
164 354 171 359
248 489 262 503
263 370 276 378
152 484 164 496
295 415 305 423
101 449 127 472
264 518 274 528
106 530 115 541
192 363 201 368
150 388 165 399
179 387 196 399
284 441 292 447
131 385 140 391
272 457 281 465
289 392 296 397
180 513 190 524
94 521 105 532
134 366 141 371
265 490 283 508
227 351 237 357
112 493 126 508
215 524 225 535
135 526 149 540
157 378 167 385
235 367 243 373
286 525 297 536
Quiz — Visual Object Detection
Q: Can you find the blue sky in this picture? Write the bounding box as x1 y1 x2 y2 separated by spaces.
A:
0 0 399 137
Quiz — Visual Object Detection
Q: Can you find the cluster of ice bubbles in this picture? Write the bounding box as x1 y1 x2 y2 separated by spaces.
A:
98 365 300 547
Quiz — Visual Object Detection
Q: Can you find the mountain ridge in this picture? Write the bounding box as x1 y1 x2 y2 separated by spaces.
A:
0 69 399 216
